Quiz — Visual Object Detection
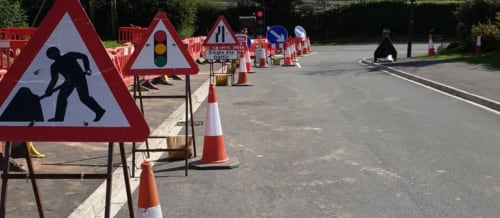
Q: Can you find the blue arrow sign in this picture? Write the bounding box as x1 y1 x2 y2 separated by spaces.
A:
266 25 288 44
294 25 307 38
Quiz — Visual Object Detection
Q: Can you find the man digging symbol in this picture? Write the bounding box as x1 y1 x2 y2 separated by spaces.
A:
45 47 105 122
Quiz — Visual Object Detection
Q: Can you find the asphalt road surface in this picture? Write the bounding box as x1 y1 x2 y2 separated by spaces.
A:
7 43 498 218
113 44 500 217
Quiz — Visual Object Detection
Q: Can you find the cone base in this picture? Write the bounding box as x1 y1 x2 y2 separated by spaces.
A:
232 83 253 86
190 157 239 170
281 64 296 67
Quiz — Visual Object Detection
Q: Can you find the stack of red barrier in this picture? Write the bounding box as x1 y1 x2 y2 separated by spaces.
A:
249 38 275 58
0 27 37 40
1 26 266 85
118 26 147 45
106 44 136 86
0 40 29 69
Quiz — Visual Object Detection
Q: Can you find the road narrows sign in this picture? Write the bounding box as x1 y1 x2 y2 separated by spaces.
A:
0 0 149 142
123 11 199 75
203 15 239 50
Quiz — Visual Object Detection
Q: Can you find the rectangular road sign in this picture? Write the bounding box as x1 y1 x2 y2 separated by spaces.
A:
205 50 238 60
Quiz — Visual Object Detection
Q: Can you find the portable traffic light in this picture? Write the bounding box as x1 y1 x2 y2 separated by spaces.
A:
255 7 266 35
154 31 167 67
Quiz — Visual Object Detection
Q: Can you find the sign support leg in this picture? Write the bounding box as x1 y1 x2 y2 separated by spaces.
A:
132 75 150 177
0 142 134 217
187 75 196 157
119 142 135 217
0 141 12 218
24 142 44 217
130 74 197 177
104 142 114 218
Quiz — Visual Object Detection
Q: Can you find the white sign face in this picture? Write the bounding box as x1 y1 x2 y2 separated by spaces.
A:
129 21 191 70
0 13 128 127
0 41 10 48
205 50 238 60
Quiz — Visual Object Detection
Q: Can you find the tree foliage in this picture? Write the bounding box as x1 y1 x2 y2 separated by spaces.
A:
0 0 27 27
454 0 500 50
117 0 198 38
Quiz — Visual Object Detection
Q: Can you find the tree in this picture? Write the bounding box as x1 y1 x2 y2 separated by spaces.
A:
117 0 197 39
455 0 500 51
266 0 303 28
0 0 27 27
316 0 328 9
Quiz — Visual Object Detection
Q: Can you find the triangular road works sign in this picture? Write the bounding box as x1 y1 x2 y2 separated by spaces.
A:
123 11 199 75
0 0 149 142
203 15 239 49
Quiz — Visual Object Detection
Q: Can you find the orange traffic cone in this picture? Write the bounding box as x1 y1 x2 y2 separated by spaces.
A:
296 40 303 57
304 37 311 54
302 39 308 54
306 36 312 53
137 161 163 218
428 33 435 56
245 46 254 73
475 35 482 55
233 55 252 86
291 42 297 61
256 47 268 68
282 42 295 67
190 84 239 169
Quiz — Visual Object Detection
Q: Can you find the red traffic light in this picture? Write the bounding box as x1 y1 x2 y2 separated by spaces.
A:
256 10 264 18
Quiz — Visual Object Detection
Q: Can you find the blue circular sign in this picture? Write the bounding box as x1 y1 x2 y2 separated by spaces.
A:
294 26 307 38
266 25 288 44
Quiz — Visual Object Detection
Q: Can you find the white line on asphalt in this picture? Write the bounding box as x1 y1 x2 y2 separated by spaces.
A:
358 59 500 115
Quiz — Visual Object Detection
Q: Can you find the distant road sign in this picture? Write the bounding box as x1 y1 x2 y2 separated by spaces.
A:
235 33 251 48
204 15 239 50
123 11 199 75
294 25 307 38
266 25 288 44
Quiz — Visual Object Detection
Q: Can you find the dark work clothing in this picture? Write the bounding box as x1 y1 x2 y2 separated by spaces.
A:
45 51 105 122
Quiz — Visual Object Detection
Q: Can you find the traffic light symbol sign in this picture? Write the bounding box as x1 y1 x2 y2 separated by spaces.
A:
154 31 167 67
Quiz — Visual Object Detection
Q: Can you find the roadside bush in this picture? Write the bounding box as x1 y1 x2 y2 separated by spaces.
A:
309 1 459 43
471 22 500 52
454 0 500 51
194 1 225 36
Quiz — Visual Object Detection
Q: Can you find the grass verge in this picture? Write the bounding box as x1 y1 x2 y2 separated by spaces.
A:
102 40 120 48
418 50 500 70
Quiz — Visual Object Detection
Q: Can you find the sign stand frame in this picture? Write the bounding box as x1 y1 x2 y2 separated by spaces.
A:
208 61 236 86
0 141 135 218
131 74 196 177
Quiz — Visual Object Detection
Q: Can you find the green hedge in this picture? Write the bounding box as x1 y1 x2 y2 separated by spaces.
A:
307 1 460 43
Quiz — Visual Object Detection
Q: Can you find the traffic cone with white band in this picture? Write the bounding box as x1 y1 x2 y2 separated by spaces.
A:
190 84 239 169
282 42 295 66
137 161 163 218
428 33 435 56
256 47 268 68
475 35 482 55
244 45 254 73
233 54 252 86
